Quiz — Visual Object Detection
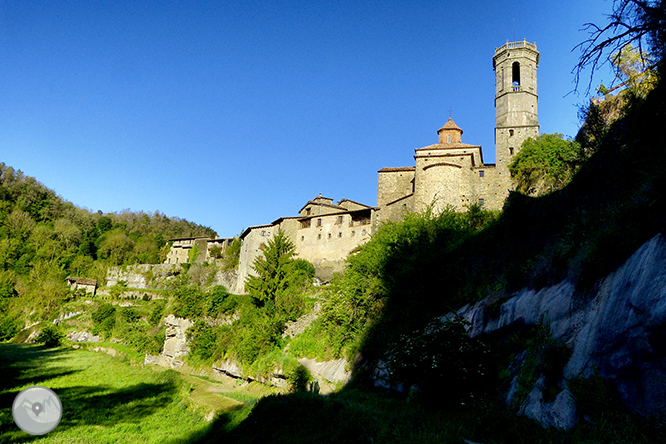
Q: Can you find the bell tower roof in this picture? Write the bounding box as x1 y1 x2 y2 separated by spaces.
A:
437 115 463 144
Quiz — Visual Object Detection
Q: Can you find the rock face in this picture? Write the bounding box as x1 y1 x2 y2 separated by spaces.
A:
298 358 351 386
454 234 666 428
67 331 101 343
145 314 193 369
107 264 241 293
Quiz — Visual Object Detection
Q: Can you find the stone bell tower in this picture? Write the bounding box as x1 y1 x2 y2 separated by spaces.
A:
493 39 539 182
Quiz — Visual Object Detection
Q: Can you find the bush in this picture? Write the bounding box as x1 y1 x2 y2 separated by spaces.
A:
92 303 116 324
387 316 491 408
149 299 166 325
172 285 205 318
36 324 64 347
205 285 232 318
0 315 20 341
119 306 139 323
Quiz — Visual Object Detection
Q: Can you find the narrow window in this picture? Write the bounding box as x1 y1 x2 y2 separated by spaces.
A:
509 147 514 155
479 170 485 178
301 236 304 241
351 231 355 237
318 233 321 240
338 232 342 238
447 135 451 143
327 233 331 239
509 129 514 137
337 215 343 224
317 218 322 227
512 62 520 86
479 198 485 207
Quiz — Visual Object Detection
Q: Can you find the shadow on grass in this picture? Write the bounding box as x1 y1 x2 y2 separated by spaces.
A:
0 343 180 443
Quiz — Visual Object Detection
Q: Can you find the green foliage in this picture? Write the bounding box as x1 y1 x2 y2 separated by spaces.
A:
245 230 297 304
119 306 139 323
35 324 64 347
205 285 235 318
222 238 241 270
386 316 491 408
172 285 206 318
149 299 166 325
317 206 498 359
188 320 218 361
509 134 585 195
188 244 201 264
0 315 20 341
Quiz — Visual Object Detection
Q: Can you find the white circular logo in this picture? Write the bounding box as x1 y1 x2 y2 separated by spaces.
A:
12 386 63 435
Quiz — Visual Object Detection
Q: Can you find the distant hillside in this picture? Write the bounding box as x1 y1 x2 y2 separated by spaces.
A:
0 163 215 332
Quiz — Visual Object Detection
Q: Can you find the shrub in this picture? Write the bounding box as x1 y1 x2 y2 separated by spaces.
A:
149 299 166 325
119 306 139 323
36 324 64 347
387 316 491 408
0 315 20 341
92 303 116 324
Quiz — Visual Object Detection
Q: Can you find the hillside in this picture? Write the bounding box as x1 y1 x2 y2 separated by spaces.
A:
0 164 216 337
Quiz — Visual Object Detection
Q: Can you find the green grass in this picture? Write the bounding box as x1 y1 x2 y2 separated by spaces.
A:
0 343 246 444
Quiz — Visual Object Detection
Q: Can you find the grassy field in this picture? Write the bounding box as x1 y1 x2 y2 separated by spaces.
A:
0 343 255 444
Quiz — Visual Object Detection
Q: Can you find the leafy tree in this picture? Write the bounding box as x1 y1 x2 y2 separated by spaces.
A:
245 230 298 305
509 134 585 195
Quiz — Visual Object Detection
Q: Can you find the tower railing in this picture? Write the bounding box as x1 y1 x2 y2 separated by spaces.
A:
495 40 537 54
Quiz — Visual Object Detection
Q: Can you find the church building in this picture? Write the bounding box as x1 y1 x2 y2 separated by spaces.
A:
376 40 540 223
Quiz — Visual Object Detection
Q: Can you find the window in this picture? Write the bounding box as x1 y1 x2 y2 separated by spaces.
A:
318 234 321 240
509 129 514 137
479 198 485 207
479 170 485 178
337 215 343 224
316 218 322 227
301 236 304 241
362 228 367 236
351 230 355 237
512 62 520 86
306 208 311 215
509 147 514 155
447 135 451 143
327 233 331 239
300 219 311 229
338 232 342 238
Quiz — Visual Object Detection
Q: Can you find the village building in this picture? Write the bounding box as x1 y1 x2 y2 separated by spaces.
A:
236 196 377 289
66 277 97 295
165 236 237 264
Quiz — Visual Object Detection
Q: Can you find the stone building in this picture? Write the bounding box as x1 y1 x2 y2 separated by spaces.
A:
376 39 539 223
65 277 97 295
236 196 376 290
165 236 237 264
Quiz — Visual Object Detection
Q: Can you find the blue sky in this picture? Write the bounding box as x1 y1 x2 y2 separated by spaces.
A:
0 0 615 237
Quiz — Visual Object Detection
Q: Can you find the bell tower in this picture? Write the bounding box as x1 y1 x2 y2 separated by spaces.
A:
493 40 539 180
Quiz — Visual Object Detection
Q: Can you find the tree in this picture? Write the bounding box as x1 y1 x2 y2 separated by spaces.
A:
575 0 665 93
509 134 585 196
245 230 298 306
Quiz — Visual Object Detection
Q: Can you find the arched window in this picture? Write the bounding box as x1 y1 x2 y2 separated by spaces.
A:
512 62 520 86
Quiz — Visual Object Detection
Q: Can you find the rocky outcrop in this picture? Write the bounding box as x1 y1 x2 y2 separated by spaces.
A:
452 234 666 428
298 357 351 393
107 264 181 289
144 314 193 369
67 331 100 343
283 302 321 338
